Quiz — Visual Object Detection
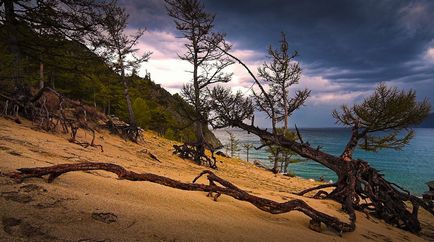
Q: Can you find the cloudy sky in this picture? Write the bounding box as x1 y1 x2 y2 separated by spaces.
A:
119 0 434 127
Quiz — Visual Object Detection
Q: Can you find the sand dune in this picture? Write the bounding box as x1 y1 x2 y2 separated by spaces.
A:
0 118 432 241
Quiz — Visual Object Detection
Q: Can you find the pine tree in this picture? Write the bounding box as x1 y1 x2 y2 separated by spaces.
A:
165 0 233 165
225 131 240 157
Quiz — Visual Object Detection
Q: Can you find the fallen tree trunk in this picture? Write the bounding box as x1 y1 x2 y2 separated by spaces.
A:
6 162 355 234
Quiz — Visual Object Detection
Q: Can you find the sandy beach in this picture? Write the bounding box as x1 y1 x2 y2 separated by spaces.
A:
0 118 433 241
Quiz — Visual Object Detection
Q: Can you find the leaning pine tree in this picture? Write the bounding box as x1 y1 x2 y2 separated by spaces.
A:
165 0 234 168
209 35 434 233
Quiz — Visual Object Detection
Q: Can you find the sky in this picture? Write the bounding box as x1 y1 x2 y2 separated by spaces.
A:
119 0 434 127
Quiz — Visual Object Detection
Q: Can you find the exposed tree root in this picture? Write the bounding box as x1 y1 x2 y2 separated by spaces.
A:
1 86 106 151
105 117 143 143
212 121 434 234
6 162 355 234
295 183 337 196
69 140 104 152
173 142 219 169
296 159 434 233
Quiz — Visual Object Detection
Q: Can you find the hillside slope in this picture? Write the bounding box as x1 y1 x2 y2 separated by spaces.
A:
0 29 221 147
0 119 432 241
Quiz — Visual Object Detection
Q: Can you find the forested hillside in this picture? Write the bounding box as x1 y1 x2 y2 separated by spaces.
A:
0 27 220 146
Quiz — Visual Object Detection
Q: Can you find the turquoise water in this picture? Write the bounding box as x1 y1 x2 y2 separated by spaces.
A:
214 128 434 195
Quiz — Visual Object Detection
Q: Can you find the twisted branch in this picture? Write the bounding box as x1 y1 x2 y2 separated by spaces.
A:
6 162 355 234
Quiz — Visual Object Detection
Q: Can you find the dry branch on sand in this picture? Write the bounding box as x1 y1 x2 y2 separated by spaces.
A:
6 162 355 235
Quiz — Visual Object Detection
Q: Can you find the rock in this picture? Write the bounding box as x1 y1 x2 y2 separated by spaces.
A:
1 191 33 203
20 184 47 193
2 217 46 238
2 217 22 235
91 212 117 224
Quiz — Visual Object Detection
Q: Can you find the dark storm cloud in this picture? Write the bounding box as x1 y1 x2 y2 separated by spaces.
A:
203 0 434 87
118 0 171 31
121 0 434 86
119 0 434 127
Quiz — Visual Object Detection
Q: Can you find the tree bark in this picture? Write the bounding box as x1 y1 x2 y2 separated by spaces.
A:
121 72 136 128
283 84 288 131
39 62 45 89
340 122 360 161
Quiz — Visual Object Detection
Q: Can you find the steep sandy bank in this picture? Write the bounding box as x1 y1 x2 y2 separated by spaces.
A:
0 118 432 241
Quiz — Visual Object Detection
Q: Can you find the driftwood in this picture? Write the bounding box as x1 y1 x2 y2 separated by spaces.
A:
253 160 269 170
6 162 355 234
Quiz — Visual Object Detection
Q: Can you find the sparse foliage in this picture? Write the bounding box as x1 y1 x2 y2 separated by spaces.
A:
263 128 299 174
225 131 240 157
165 0 234 166
333 83 431 160
243 143 254 162
256 33 310 131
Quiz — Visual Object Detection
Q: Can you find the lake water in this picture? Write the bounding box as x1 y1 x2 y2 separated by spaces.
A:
214 128 434 195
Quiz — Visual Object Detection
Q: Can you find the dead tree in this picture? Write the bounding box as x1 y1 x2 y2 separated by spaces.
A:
6 162 355 234
165 0 234 168
91 2 151 142
209 41 434 233
256 33 308 174
243 143 254 162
